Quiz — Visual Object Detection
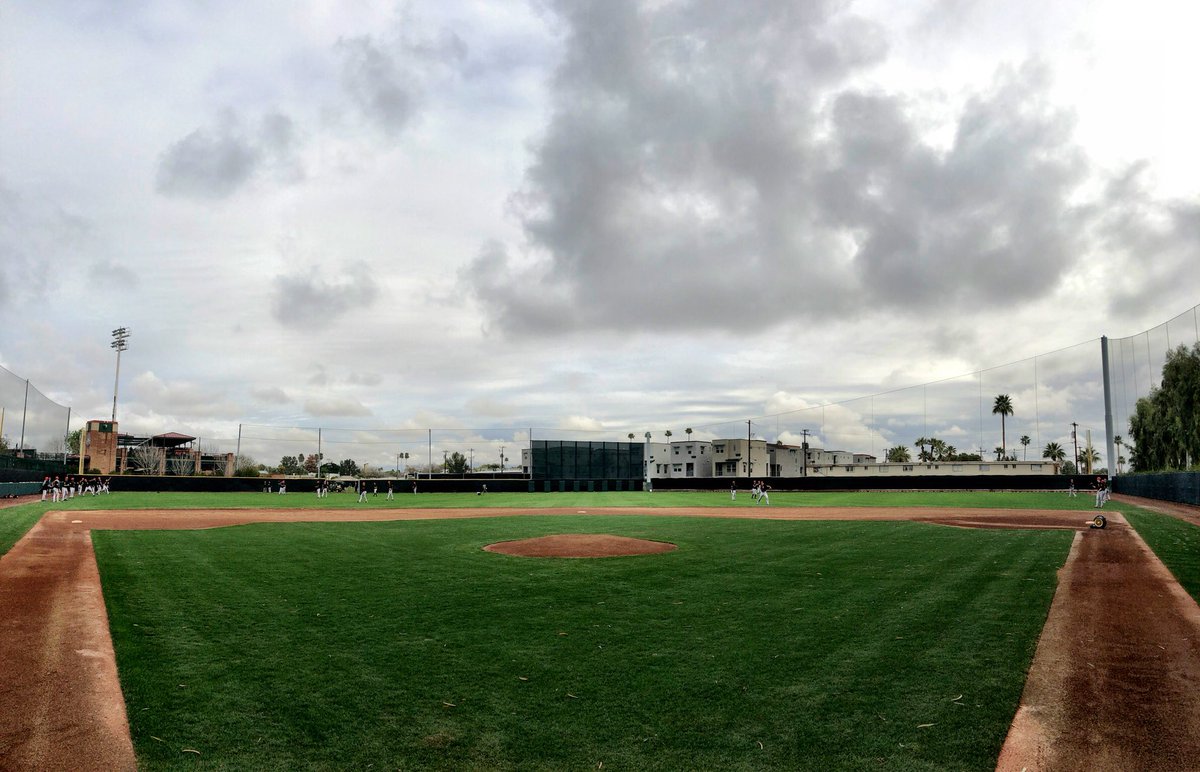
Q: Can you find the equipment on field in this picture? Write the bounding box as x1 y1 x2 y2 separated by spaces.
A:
1087 514 1107 529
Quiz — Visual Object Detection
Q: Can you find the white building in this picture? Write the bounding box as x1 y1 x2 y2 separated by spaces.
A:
710 438 770 477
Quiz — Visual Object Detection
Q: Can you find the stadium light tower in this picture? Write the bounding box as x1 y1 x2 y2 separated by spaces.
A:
110 327 131 424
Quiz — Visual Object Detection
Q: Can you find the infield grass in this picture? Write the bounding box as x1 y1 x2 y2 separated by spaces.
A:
94 513 1073 771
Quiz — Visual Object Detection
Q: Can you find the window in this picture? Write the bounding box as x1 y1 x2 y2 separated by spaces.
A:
672 464 683 473
979 464 990 471
902 465 913 471
686 463 694 477
1031 464 1042 470
845 465 854 472
714 444 725 453
952 465 963 472
879 465 889 472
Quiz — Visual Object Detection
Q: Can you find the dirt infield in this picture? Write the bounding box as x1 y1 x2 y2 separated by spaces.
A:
1 503 1198 771
484 533 678 557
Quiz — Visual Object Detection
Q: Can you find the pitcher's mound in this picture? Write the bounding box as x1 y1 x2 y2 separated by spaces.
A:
484 534 677 558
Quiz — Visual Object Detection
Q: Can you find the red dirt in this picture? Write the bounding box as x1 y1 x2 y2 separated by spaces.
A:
1 503 1198 772
483 533 677 557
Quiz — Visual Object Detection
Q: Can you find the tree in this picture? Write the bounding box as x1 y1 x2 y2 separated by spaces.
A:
627 433 634 442
885 445 911 462
1113 435 1124 474
129 441 164 474
992 394 1014 460
1128 343 1200 471
685 427 693 443
446 452 469 474
339 458 360 477
303 453 323 474
234 454 260 477
913 437 931 463
1080 447 1101 474
994 446 1005 461
664 430 673 443
1042 441 1066 472
1020 435 1031 460
277 455 304 475
65 429 82 454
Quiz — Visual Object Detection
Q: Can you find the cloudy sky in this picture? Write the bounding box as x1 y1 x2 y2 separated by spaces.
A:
2 0 1198 469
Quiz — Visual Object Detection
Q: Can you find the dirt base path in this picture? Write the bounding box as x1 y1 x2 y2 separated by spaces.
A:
996 509 1200 771
2 505 1199 771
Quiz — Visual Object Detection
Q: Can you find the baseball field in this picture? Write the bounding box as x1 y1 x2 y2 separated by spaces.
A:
1 490 1198 770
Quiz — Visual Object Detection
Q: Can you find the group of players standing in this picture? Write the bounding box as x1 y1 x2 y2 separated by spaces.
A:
40 475 112 501
727 480 771 504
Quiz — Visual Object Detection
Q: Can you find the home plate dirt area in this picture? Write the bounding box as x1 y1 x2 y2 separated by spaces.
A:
1 502 1198 771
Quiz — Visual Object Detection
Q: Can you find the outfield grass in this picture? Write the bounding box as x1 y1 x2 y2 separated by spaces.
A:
1125 508 1200 602
0 501 46 555
32 488 1123 512
94 514 1073 771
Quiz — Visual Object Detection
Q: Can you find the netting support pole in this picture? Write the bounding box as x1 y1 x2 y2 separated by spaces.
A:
1101 336 1117 477
19 379 29 452
64 407 71 463
235 424 242 464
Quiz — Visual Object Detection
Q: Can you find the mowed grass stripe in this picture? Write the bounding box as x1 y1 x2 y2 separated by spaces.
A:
94 516 1072 771
1126 508 1200 603
42 489 1115 512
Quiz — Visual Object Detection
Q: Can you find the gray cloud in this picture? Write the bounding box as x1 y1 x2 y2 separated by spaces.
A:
271 261 381 330
335 25 466 137
463 1 1194 341
155 110 304 200
0 180 93 303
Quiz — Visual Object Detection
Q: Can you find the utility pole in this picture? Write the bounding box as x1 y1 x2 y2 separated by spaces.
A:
747 419 752 477
1071 422 1080 472
500 446 505 472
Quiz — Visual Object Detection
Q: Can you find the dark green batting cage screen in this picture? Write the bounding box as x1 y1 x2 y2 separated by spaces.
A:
531 440 645 481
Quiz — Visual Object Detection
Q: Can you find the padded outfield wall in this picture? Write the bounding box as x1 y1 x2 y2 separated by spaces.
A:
1114 472 1200 506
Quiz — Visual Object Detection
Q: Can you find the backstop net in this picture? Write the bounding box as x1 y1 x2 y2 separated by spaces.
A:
1103 303 1200 473
0 364 72 460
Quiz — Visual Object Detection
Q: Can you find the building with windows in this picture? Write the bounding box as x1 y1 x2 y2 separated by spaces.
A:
710 438 770 477
647 440 713 479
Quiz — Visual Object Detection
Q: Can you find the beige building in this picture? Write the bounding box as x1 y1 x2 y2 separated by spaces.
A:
647 441 714 479
711 438 770 477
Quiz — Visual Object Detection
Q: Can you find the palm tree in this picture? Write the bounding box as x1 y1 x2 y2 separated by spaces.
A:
1043 442 1066 472
992 394 1014 460
664 430 673 443
929 438 947 461
1113 435 1123 474
1020 435 1031 460
885 445 911 462
628 433 635 442
685 427 693 443
914 437 931 463
1080 447 1100 474
994 446 1005 461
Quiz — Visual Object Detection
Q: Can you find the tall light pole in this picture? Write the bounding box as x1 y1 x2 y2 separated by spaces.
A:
500 446 505 472
110 327 131 424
